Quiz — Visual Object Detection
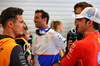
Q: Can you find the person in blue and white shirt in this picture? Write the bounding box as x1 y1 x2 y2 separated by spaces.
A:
32 10 66 66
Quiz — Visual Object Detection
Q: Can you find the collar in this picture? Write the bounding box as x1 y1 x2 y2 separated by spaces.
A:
0 35 13 40
84 31 100 38
40 27 50 34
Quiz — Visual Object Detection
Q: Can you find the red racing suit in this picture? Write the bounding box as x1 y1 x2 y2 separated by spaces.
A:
61 31 100 66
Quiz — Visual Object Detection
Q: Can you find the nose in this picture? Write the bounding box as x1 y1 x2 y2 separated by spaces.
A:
33 18 36 23
23 23 26 28
75 19 79 26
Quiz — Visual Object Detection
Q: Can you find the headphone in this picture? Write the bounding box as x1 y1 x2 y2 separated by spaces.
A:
36 27 50 36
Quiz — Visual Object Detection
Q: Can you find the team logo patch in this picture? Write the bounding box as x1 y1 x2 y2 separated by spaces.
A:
46 37 48 38
98 52 100 64
98 38 100 43
57 34 60 37
87 13 92 18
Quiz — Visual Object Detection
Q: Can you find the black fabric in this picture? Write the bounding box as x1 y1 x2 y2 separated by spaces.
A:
36 28 50 36
0 35 13 39
28 35 33 44
9 45 27 66
36 29 43 35
15 39 25 49
66 30 84 54
67 30 84 42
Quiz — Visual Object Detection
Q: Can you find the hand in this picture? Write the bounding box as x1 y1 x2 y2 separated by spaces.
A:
59 48 64 58
52 62 61 66
27 54 31 63
68 40 73 50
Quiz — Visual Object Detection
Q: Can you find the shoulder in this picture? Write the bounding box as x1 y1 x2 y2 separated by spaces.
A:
48 29 56 33
73 38 86 47
10 45 27 66
49 29 62 37
12 45 23 51
46 29 58 36
11 45 23 55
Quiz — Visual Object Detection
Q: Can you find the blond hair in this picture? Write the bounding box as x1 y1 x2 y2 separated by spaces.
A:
50 21 61 31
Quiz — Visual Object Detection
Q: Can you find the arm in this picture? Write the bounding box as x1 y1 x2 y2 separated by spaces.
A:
32 55 35 66
10 45 27 66
60 43 81 66
66 30 75 54
32 37 35 66
54 33 67 50
52 62 61 66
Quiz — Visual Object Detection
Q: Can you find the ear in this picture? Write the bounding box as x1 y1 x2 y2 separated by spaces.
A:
43 18 47 22
8 21 13 28
87 20 93 27
57 25 60 28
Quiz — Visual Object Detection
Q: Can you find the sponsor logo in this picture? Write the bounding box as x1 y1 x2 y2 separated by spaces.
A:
87 13 92 18
98 38 100 43
98 52 100 64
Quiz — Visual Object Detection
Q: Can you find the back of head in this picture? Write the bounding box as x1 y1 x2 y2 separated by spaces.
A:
50 21 61 31
35 10 49 24
74 2 93 13
1 7 23 27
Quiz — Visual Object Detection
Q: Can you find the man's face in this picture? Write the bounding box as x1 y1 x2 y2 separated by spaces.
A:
12 15 25 36
75 18 88 34
34 13 44 29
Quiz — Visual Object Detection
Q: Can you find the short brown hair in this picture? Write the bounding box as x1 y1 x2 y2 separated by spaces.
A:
1 7 23 27
74 2 93 13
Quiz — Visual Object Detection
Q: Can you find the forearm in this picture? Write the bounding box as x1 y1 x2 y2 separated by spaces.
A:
32 55 35 66
52 62 61 66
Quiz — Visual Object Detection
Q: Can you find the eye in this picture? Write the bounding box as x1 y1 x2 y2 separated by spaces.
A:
76 19 80 21
34 17 39 19
20 21 24 23
76 19 82 22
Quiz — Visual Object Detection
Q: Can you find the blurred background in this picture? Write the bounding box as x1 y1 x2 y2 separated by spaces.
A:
0 0 100 38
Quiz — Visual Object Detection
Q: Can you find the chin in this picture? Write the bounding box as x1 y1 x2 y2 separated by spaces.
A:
16 32 23 36
35 26 38 28
78 30 83 34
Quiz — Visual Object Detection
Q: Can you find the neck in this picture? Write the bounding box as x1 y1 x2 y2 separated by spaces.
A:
56 29 60 33
84 28 96 36
2 29 16 38
39 25 48 30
